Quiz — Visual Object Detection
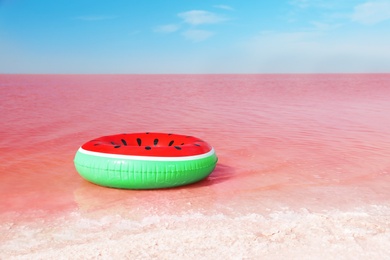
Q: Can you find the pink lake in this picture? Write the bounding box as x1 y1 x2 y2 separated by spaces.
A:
1 74 390 258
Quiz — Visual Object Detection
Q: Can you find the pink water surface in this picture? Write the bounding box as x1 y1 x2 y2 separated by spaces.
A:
1 74 390 221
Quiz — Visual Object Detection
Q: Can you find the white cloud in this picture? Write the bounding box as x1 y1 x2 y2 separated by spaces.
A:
310 21 341 31
154 24 180 33
178 10 227 25
152 9 229 42
351 1 390 24
239 30 390 73
182 29 214 42
213 5 234 11
289 0 311 9
289 0 340 9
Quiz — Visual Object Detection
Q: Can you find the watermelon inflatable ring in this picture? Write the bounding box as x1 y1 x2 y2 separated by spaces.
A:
74 132 218 189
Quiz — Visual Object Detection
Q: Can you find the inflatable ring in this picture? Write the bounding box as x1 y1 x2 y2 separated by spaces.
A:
74 132 218 189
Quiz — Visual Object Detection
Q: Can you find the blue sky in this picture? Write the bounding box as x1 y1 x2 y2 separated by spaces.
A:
1 0 390 73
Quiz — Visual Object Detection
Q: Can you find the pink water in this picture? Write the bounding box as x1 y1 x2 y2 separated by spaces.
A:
1 74 390 257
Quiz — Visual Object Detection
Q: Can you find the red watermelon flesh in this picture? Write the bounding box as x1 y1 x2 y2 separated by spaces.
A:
81 132 213 157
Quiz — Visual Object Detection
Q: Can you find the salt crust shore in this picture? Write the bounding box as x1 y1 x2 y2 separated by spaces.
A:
2 205 390 260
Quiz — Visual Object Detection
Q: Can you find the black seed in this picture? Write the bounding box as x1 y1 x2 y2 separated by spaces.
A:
174 146 181 150
111 141 115 145
114 145 121 148
168 133 172 135
137 138 142 146
181 143 184 145
146 132 150 134
121 139 127 146
194 144 201 147
145 146 151 150
93 143 100 146
154 139 159 146
168 140 174 146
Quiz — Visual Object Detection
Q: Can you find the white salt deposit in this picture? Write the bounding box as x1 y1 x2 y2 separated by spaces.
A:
2 205 390 259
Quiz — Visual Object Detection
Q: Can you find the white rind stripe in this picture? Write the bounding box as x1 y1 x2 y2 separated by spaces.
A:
77 147 216 161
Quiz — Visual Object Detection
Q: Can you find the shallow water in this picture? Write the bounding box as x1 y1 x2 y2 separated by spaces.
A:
1 74 390 217
1 74 390 257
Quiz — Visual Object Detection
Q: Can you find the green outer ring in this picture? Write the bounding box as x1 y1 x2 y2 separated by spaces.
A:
74 148 218 189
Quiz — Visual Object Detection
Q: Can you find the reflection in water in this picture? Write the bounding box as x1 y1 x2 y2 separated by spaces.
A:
73 164 235 218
